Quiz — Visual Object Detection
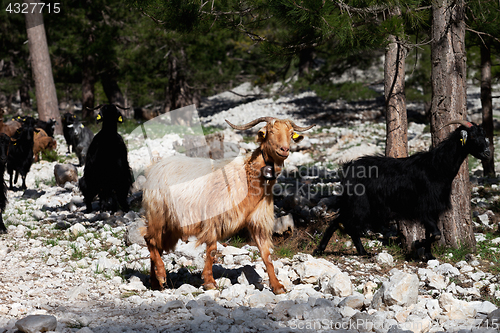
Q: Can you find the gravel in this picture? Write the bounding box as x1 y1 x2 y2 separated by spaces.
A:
1 83 500 332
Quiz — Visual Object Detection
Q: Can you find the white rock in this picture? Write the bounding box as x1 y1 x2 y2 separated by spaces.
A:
69 223 86 237
439 293 477 319
324 272 352 297
375 252 394 266
292 254 341 284
427 271 448 290
374 272 419 308
427 260 440 268
434 263 460 277
473 300 497 315
426 298 441 319
223 254 234 266
274 214 294 234
120 276 146 292
106 237 122 246
67 285 89 301
247 289 276 307
220 245 249 256
478 213 490 226
405 314 432 333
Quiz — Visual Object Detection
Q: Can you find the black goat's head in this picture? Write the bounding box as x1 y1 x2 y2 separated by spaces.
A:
62 113 77 126
92 104 124 124
443 120 490 160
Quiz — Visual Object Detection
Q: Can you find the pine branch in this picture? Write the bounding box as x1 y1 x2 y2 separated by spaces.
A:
465 26 500 45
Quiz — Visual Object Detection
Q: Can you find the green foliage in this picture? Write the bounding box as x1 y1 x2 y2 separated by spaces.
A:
274 245 294 259
227 235 246 248
434 242 472 263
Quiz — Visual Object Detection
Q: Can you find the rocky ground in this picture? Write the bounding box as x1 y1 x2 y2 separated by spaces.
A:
2 83 500 333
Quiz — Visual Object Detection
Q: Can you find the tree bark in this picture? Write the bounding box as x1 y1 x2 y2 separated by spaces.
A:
82 54 95 119
480 43 495 177
24 0 62 134
430 0 475 251
385 35 408 158
383 9 422 256
101 74 125 108
164 49 198 126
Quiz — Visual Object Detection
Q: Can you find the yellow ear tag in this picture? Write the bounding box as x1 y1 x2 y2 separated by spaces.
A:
292 132 299 139
118 116 123 123
96 114 102 121
80 124 84 128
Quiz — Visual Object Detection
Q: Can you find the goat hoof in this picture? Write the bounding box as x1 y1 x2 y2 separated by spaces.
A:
203 282 216 290
273 285 286 295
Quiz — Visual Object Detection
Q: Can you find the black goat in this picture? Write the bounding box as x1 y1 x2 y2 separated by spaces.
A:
62 112 77 154
70 121 94 166
36 118 57 137
7 117 38 190
0 134 12 233
79 104 132 212
314 120 490 259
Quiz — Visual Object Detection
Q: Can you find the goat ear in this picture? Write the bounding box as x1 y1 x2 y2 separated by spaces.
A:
258 127 267 140
292 132 304 143
460 130 468 146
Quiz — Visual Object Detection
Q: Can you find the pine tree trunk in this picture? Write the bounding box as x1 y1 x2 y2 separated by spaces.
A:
24 0 62 135
164 49 198 126
480 43 495 177
82 54 95 119
385 35 408 158
430 0 475 252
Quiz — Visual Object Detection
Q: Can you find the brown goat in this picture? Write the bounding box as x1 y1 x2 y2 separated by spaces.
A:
142 117 314 294
0 115 21 137
33 128 57 162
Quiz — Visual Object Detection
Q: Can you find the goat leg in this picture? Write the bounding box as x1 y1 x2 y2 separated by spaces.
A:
8 172 13 190
314 222 339 255
202 242 217 290
146 241 166 290
423 217 441 241
350 230 368 256
249 227 285 294
21 175 27 190
13 171 18 186
0 214 6 234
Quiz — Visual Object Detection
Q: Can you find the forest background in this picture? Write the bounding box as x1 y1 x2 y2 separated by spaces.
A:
1 0 500 256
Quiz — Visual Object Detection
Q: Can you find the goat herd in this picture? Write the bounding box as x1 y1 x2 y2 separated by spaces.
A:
0 106 493 295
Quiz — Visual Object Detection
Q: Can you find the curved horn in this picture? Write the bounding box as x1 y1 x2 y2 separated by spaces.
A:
114 104 130 110
225 117 275 130
437 119 472 132
85 104 103 111
289 120 316 132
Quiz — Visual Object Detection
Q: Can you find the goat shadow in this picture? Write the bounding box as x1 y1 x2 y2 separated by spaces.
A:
135 264 266 291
